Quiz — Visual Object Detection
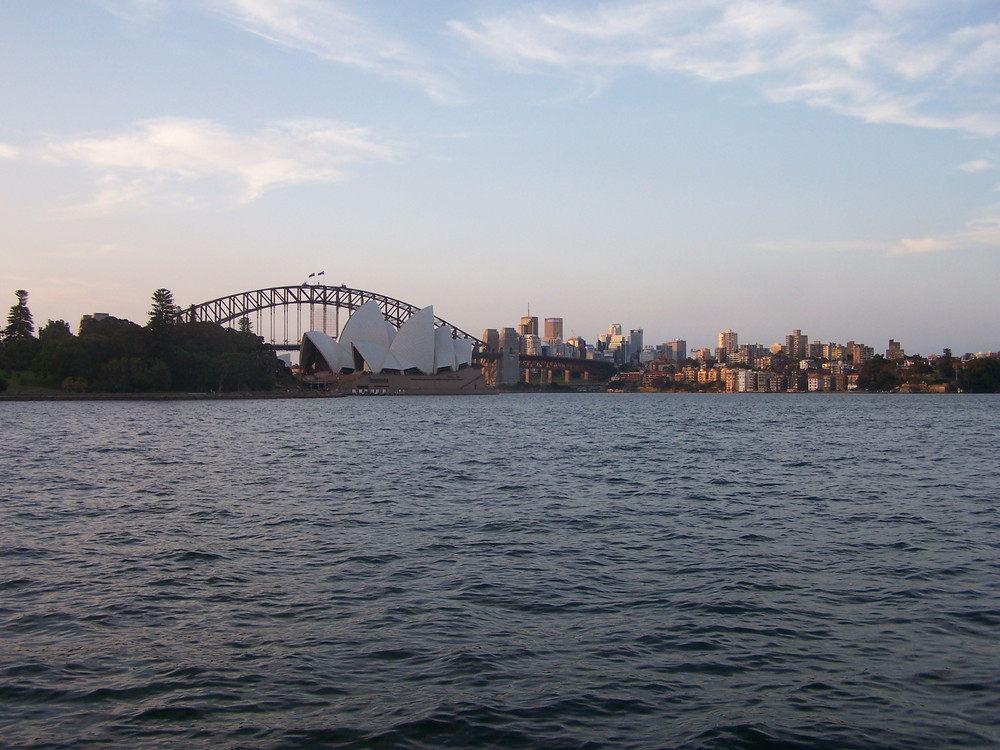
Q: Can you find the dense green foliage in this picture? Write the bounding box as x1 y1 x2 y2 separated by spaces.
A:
2 289 291 393
30 315 287 393
957 356 1000 393
856 355 902 392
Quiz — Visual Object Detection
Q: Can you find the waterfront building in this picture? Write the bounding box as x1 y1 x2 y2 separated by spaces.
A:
807 371 833 392
299 301 487 394
544 318 563 341
887 339 905 360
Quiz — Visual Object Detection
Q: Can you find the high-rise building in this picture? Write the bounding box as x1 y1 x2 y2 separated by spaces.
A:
718 329 738 357
887 339 905 360
608 323 622 337
785 329 808 360
845 341 874 363
521 333 542 355
663 339 687 361
518 316 538 336
629 329 643 363
544 317 563 341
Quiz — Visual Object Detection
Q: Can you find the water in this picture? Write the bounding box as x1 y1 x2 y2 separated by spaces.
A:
1 394 998 749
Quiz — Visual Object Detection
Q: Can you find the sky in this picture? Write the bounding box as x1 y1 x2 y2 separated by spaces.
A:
1 0 998 355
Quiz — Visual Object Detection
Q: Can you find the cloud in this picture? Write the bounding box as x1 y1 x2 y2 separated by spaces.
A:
891 211 1000 254
0 143 20 159
960 159 993 172
450 0 1000 135
43 116 394 212
210 0 461 103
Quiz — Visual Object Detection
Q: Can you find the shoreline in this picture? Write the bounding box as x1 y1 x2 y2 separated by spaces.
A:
0 390 347 402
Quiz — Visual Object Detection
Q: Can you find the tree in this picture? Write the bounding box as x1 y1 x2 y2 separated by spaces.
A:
4 289 34 339
1 290 39 370
238 316 252 334
39 319 72 342
856 355 902 392
935 348 955 381
957 357 1000 393
148 288 179 330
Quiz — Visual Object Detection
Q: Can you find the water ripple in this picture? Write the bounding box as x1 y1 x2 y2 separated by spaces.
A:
1 395 998 748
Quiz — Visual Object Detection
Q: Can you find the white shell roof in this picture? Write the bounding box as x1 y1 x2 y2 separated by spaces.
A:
301 302 474 376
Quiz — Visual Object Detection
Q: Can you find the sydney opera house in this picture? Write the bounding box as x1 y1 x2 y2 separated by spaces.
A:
299 301 492 394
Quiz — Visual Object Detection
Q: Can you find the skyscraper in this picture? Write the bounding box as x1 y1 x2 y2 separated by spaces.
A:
518 316 538 336
629 329 643 363
664 339 687 361
785 329 808 360
718 329 738 355
544 317 563 341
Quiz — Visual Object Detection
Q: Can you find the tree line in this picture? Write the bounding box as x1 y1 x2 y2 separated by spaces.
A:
856 351 1000 393
0 289 291 393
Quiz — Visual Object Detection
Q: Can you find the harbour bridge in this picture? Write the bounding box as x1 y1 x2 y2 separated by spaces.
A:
173 284 483 351
173 283 616 383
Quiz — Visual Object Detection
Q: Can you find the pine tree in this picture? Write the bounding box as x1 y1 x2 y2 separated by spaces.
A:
4 289 34 339
148 288 179 330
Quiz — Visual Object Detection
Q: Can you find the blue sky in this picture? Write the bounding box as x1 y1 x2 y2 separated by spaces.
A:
2 0 998 354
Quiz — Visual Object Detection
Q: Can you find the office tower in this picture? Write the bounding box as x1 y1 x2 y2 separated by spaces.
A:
629 329 643 362
663 339 687 361
518 316 538 336
544 317 563 341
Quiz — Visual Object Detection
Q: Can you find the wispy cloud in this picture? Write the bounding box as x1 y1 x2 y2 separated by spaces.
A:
42 116 394 212
891 210 1000 254
450 0 1000 135
0 143 20 159
960 158 993 173
209 0 462 103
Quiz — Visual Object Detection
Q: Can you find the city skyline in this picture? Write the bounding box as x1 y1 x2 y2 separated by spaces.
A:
2 1 998 355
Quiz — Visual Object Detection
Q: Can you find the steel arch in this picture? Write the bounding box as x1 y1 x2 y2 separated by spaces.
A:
174 284 485 345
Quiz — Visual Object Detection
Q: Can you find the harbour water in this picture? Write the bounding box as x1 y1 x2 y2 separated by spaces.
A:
2 394 998 748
